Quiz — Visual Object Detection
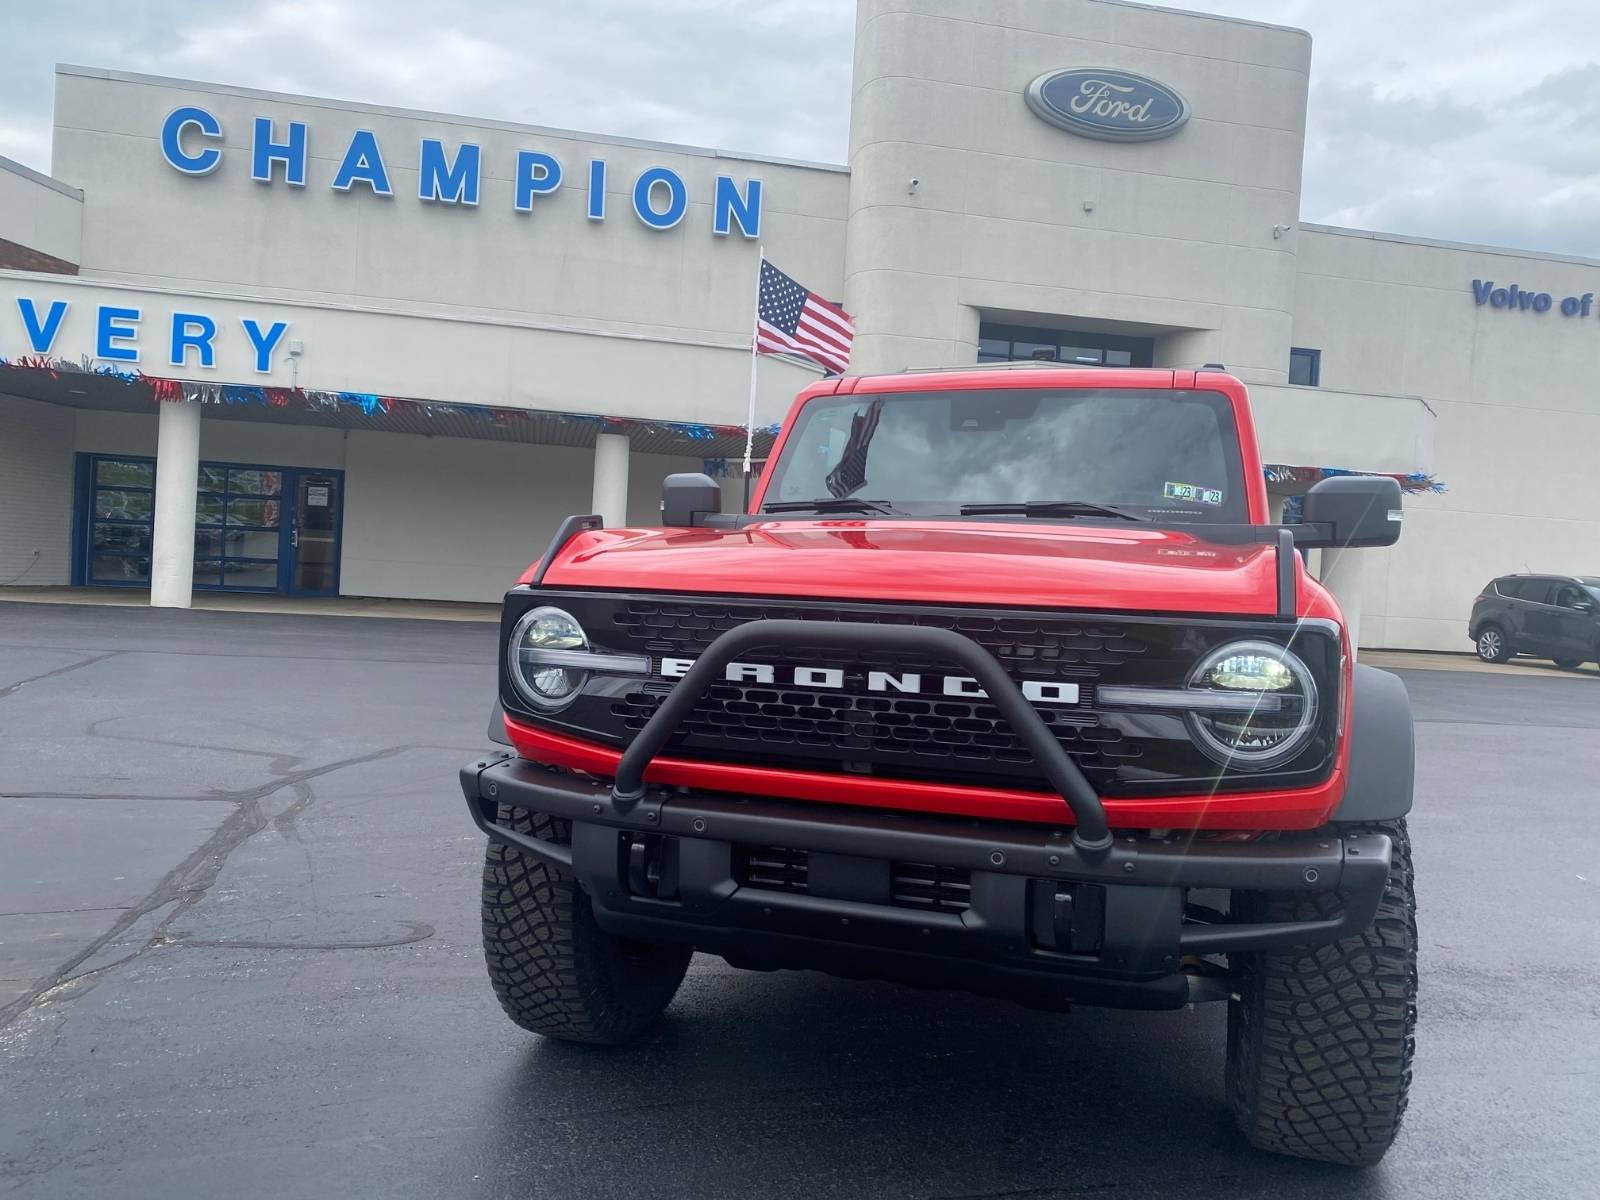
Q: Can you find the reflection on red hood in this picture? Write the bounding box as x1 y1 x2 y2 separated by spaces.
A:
534 519 1285 615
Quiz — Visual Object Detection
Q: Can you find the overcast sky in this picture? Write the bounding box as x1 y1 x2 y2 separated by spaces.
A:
5 1 1600 256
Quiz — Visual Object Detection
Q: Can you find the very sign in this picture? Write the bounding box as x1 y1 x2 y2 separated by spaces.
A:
1025 68 1190 142
5 296 291 373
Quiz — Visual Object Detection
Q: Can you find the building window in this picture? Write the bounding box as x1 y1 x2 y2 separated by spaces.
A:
977 322 1152 368
75 454 343 594
1289 347 1321 386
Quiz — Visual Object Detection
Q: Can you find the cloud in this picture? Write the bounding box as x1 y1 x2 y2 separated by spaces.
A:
5 1 1600 256
1193 0 1600 255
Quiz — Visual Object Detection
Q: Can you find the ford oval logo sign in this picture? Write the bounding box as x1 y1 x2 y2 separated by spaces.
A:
1025 68 1190 142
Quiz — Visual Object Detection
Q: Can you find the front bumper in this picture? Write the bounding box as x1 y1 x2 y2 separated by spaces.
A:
461 753 1393 1011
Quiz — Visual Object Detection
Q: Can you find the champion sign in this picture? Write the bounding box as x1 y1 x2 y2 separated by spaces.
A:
1025 68 1190 142
158 106 763 237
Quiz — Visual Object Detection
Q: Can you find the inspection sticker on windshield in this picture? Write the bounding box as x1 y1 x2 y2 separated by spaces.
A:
1163 481 1224 505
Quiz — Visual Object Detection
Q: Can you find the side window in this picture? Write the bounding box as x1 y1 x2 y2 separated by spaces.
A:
1289 347 1321 387
1517 579 1555 604
1552 584 1586 609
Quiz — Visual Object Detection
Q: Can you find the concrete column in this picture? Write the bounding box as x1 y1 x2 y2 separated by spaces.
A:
1318 547 1363 662
150 399 201 608
591 432 630 527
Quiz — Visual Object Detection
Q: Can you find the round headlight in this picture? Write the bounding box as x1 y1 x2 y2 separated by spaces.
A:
507 606 589 710
1186 639 1318 769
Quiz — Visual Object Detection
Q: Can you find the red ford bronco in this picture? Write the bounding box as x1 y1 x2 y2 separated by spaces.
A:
461 365 1416 1167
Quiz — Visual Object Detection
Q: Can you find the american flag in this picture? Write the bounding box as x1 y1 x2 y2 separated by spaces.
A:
755 259 855 374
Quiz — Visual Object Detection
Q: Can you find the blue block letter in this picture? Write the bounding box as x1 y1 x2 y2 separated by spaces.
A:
514 151 563 212
170 312 217 368
633 167 687 230
241 319 288 374
16 298 69 354
419 139 482 205
252 117 308 186
1471 279 1493 305
97 306 141 363
161 106 223 175
332 131 393 195
587 159 607 221
713 175 762 238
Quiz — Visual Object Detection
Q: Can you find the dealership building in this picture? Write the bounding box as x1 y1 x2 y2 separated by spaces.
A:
1 0 1595 651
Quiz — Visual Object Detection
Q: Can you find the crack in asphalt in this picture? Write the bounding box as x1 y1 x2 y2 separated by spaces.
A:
82 718 306 774
165 919 436 952
0 651 123 700
0 907 126 918
0 638 491 668
0 792 241 802
0 744 418 1029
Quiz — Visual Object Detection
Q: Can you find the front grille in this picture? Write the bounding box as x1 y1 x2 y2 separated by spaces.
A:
611 601 1149 673
606 600 1147 786
507 590 1342 799
891 862 972 913
734 844 809 893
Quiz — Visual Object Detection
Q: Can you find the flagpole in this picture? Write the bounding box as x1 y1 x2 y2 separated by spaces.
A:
742 245 764 510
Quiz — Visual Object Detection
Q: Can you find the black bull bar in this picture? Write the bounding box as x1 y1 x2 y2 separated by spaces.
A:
463 619 1395 984
603 619 1115 856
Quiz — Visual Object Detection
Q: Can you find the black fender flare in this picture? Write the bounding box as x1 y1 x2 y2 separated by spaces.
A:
1331 663 1415 822
487 701 512 747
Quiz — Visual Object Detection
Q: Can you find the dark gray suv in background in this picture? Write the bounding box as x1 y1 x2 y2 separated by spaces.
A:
1470 574 1600 668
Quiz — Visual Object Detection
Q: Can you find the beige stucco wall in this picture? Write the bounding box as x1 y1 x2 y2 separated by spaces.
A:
0 393 76 585
40 66 848 428
845 0 1310 379
0 157 82 266
1297 224 1600 650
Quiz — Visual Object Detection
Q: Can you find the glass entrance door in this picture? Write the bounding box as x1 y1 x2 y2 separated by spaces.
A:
75 455 344 595
287 471 342 595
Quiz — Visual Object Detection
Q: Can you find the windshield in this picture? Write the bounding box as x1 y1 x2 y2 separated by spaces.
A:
762 388 1249 523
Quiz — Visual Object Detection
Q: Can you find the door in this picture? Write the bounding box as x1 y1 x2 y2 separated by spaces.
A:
1548 583 1598 660
287 470 343 596
1515 578 1561 653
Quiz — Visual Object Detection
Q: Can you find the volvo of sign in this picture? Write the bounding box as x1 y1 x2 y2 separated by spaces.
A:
1025 68 1190 142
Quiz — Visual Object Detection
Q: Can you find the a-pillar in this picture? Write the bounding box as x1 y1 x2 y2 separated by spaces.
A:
150 398 201 608
591 432 630 527
1318 547 1363 662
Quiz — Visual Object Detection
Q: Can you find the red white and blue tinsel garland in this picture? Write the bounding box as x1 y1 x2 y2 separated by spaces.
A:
0 354 1444 493
0 353 782 446
1263 463 1445 495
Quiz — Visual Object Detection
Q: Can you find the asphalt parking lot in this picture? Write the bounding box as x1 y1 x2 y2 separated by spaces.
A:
2 602 1598 1199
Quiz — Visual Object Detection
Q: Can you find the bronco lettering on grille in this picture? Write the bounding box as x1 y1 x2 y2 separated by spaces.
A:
658 658 1081 705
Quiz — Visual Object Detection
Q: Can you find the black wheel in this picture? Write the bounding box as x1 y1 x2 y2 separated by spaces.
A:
481 806 692 1044
1474 625 1512 663
1226 819 1417 1167
1554 657 1582 670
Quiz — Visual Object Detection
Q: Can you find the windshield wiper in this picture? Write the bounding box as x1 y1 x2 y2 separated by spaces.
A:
958 500 1146 521
762 498 901 516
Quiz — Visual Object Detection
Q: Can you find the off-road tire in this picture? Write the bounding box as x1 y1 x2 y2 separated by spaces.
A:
1474 625 1512 663
481 806 692 1044
1226 819 1417 1167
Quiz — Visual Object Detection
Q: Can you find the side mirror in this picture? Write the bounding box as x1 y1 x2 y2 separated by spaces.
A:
1299 475 1403 548
661 472 722 527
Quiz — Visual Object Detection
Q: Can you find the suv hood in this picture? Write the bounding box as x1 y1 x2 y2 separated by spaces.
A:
536 519 1284 615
